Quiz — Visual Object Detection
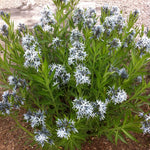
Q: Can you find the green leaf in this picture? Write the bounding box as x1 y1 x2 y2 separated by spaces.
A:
0 84 9 89
29 74 45 85
121 129 138 142
123 112 129 127
118 133 127 144
48 68 56 84
42 57 49 77
115 130 119 145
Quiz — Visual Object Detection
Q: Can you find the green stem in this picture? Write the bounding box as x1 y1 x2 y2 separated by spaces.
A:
42 63 59 116
10 114 34 137
47 85 58 116
91 54 96 89
77 86 81 97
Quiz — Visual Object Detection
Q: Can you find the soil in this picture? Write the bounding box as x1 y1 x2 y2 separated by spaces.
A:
0 109 38 150
1 114 150 150
0 0 150 150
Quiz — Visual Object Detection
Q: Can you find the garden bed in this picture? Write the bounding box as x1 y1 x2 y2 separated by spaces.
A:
0 0 150 150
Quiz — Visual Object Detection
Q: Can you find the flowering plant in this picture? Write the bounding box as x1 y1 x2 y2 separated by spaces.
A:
0 0 150 149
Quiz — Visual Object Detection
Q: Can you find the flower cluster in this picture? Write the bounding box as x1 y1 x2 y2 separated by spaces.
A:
72 97 107 120
0 89 25 114
70 29 83 43
22 34 39 51
22 34 41 71
39 6 55 32
92 100 107 121
101 5 109 15
84 7 96 19
7 76 26 109
83 8 97 29
72 97 94 119
8 75 27 90
49 64 70 87
69 29 90 86
123 29 135 47
118 68 128 79
110 6 120 15
136 76 142 83
109 66 128 79
10 91 25 109
102 5 120 16
100 6 124 36
136 36 150 55
109 65 119 73
132 9 140 18
18 23 27 33
56 118 78 139
68 41 87 65
74 64 91 86
72 8 85 26
34 127 53 147
107 87 127 104
103 13 125 34
109 38 121 49
52 37 62 49
0 24 8 36
68 29 87 65
0 11 9 17
24 110 46 128
139 112 150 134
0 91 11 115
24 110 53 147
92 25 105 39
60 0 68 4
72 7 96 29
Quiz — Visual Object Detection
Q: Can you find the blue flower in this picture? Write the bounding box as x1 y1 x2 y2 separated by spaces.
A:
103 14 125 34
72 97 94 119
68 41 87 65
109 38 121 48
92 100 107 121
139 113 150 134
136 36 150 54
49 64 70 87
34 127 53 147
0 91 11 115
107 87 127 104
52 37 62 49
70 29 83 43
22 34 41 71
24 110 46 128
92 25 104 39
118 68 128 79
74 64 91 86
56 118 78 139
1 24 8 36
72 8 85 26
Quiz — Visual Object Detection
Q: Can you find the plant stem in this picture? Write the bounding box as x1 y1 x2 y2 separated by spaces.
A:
77 86 81 97
42 62 59 116
91 53 96 89
51 91 58 115
47 85 59 116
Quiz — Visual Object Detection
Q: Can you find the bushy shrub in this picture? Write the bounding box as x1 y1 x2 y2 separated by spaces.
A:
0 0 150 149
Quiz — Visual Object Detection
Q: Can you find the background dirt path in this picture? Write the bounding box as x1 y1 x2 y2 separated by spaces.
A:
0 0 150 29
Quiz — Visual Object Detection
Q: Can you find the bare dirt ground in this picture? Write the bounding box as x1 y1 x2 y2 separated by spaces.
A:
0 0 150 150
0 0 150 29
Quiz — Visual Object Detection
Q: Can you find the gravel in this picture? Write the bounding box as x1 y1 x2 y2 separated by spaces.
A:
0 0 149 29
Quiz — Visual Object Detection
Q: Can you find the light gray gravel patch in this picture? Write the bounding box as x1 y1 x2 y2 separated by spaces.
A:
0 0 149 30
